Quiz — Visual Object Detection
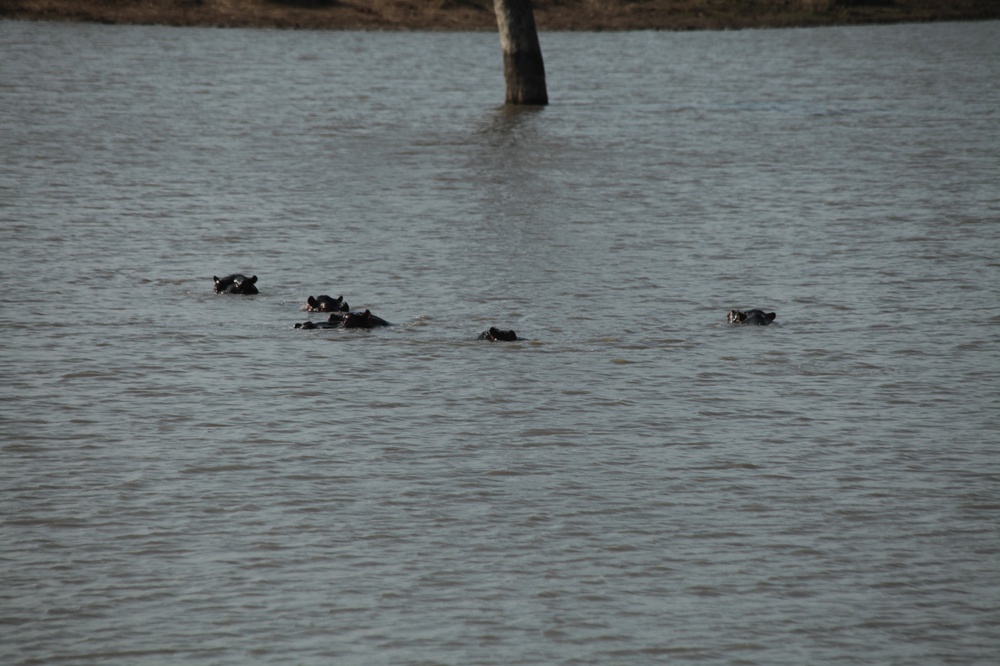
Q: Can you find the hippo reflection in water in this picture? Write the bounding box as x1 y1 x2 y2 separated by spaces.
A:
478 327 518 341
305 295 349 312
214 274 258 295
727 309 776 326
295 309 391 330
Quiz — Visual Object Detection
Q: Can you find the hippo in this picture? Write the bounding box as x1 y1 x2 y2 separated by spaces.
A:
478 327 518 341
294 320 332 330
305 295 350 312
727 309 776 326
341 309 391 329
294 312 346 330
294 309 390 330
214 274 258 295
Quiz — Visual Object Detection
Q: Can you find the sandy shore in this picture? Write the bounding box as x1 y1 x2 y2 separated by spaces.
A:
2 0 999 32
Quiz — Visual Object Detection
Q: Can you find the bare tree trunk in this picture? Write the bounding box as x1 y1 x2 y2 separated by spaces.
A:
493 0 548 105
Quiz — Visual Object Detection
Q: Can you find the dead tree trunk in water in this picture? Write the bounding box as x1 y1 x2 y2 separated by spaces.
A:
493 0 548 105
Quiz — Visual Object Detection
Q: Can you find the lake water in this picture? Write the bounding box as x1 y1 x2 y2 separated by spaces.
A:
1 18 998 665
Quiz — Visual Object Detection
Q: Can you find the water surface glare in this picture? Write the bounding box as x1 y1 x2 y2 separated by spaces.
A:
1 19 999 666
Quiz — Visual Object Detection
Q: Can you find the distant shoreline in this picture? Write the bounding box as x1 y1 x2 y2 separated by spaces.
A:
3 0 999 32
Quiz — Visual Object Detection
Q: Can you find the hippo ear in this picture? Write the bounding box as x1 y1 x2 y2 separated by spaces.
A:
766 312 776 322
307 296 317 306
249 275 258 284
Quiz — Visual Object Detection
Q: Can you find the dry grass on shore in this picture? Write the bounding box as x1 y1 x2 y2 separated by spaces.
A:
2 0 998 31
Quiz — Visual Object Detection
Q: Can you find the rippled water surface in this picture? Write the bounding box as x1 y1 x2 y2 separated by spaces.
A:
1 19 999 665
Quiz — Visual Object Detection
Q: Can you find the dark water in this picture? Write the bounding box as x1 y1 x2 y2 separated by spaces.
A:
1 19 998 665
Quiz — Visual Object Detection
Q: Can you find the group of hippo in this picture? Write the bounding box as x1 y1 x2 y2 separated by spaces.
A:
214 273 778 338
213 273 520 340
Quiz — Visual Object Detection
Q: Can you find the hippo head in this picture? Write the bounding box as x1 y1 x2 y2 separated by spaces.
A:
480 327 518 341
306 295 349 312
727 309 776 325
341 309 390 329
214 274 258 295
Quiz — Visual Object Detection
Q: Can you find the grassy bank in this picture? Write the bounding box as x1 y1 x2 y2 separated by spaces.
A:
2 0 998 31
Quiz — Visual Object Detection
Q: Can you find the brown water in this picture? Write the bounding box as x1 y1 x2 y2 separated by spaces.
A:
1 19 998 665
